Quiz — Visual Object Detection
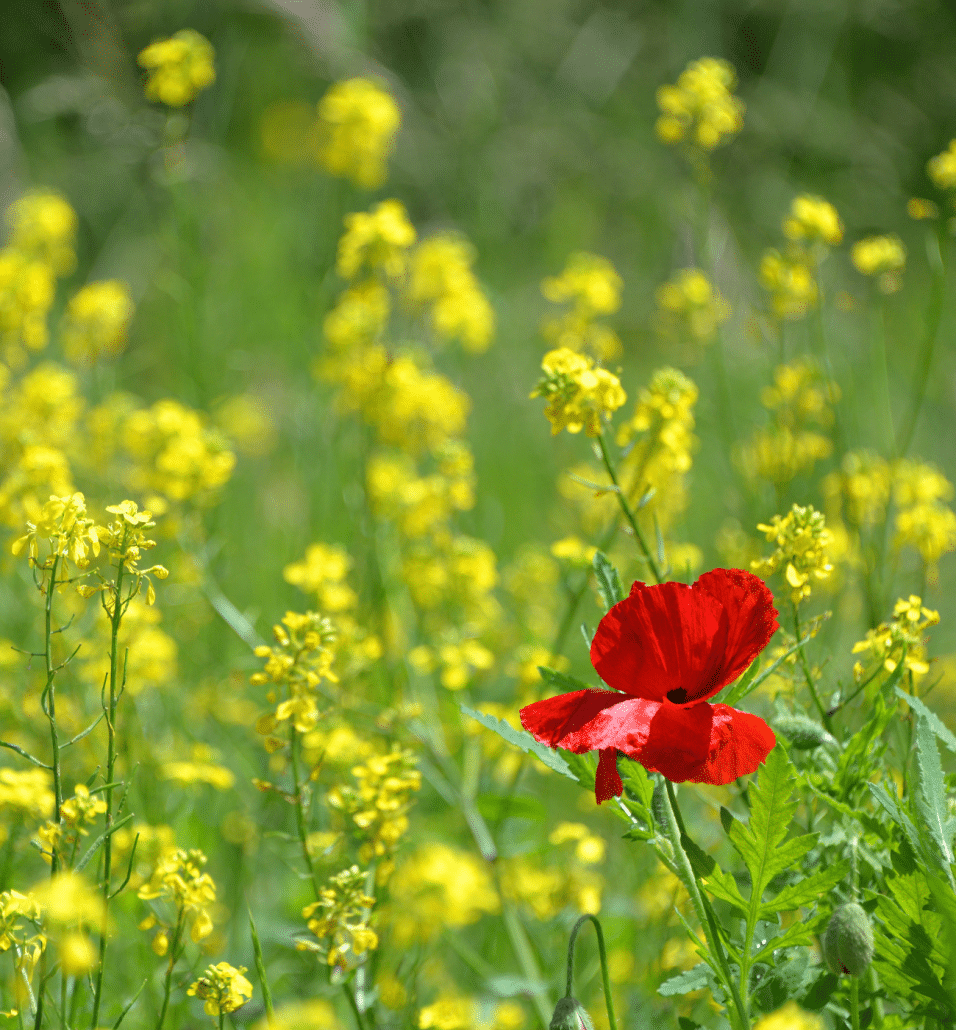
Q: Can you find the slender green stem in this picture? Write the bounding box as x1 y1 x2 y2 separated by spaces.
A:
288 726 321 901
340 982 366 1030
660 781 749 1030
850 975 860 1030
564 914 617 1030
44 555 62 874
155 913 185 1030
792 605 832 733
595 429 663 583
247 909 274 1027
90 529 129 1030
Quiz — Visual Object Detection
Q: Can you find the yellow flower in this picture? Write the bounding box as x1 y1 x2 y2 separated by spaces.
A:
530 348 626 437
284 543 357 612
138 29 215 107
541 252 622 360
907 197 939 220
753 1000 823 1030
315 78 400 189
928 140 956 191
418 995 474 1030
655 267 730 341
187 962 253 1019
752 504 833 603
299 865 377 969
655 57 745 151
783 195 843 247
851 235 906 293
852 595 939 679
5 190 77 275
336 200 416 280
759 248 818 319
60 280 134 363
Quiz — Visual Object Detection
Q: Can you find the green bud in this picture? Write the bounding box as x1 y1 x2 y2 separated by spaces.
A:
774 715 839 750
549 997 595 1030
821 902 875 976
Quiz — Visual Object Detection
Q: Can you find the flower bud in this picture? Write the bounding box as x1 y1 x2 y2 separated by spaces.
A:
549 997 595 1030
821 902 874 976
774 715 838 750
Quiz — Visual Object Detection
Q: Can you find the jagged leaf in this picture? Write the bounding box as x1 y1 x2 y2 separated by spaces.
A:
901 688 956 754
618 755 653 814
914 711 954 868
592 551 624 609
753 948 815 1014
537 666 595 693
657 963 712 997
459 704 576 780
760 859 850 918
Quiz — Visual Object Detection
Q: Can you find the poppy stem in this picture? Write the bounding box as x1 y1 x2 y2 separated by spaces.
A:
660 780 750 1030
595 428 664 583
564 915 617 1030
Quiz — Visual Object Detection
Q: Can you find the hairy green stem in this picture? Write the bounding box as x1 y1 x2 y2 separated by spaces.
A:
155 912 185 1030
564 914 616 1030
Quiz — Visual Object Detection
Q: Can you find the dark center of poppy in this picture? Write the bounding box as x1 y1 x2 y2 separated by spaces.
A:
666 687 688 704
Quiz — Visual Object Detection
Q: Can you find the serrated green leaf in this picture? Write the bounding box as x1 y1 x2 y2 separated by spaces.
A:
915 712 954 868
719 805 737 836
901 689 956 755
752 914 827 962
537 666 594 693
618 755 653 814
760 859 850 918
459 704 575 780
753 948 814 1014
679 833 716 879
657 963 711 997
868 782 932 871
592 550 624 609
700 864 749 918
562 750 596 790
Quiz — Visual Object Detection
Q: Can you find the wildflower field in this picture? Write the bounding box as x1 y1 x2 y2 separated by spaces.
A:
3 3 956 1029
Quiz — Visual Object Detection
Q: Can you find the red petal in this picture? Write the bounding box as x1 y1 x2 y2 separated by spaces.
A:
520 690 627 751
595 749 623 803
590 580 728 702
696 568 780 698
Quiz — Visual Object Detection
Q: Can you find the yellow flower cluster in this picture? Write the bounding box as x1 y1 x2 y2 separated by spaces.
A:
735 359 838 485
299 865 378 969
851 235 906 294
892 459 956 576
187 962 253 1018
0 768 54 825
337 200 416 281
753 1001 823 1030
11 491 99 574
760 195 842 319
541 252 623 361
60 280 135 364
655 57 745 151
283 543 357 613
386 843 499 945
752 504 833 604
0 889 45 999
252 611 339 739
0 191 76 363
327 747 421 868
137 29 215 107
28 871 105 975
927 139 956 191
137 847 217 947
407 235 495 353
852 595 939 681
315 78 400 189
655 267 730 342
531 347 626 437
408 636 494 691
499 854 603 919
822 450 892 530
418 995 475 1030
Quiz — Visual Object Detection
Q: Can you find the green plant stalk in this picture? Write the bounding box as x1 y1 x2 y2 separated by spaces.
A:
792 604 832 733
91 528 129 1030
499 897 553 1030
660 780 749 1030
564 914 617 1030
850 975 860 1030
595 429 663 583
155 912 185 1030
288 725 321 901
44 555 63 872
247 909 274 1027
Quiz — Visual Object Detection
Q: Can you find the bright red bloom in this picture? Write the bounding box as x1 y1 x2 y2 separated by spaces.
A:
520 568 780 804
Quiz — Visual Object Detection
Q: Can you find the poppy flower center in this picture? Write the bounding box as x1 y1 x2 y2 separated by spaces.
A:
666 687 689 704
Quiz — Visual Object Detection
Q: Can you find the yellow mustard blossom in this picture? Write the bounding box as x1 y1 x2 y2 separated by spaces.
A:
299 865 377 969
753 504 833 603
851 234 906 294
137 847 217 944
315 78 400 189
499 855 602 919
655 267 730 341
60 280 135 363
418 995 475 1030
541 252 622 361
759 248 818 320
162 758 235 791
753 1000 823 1030
548 822 606 864
0 249 55 359
928 140 956 191
531 347 626 437
892 459 956 578
337 200 416 280
386 843 499 945
188 962 253 1019
60 784 107 833
28 871 104 975
0 768 54 824
322 280 390 356
783 195 843 248
1 362 83 452
0 890 45 996
6 190 77 275
327 747 421 864
11 492 99 574
411 635 494 691
655 57 745 151
284 543 357 612
822 450 891 530
907 197 939 220
852 595 939 681
406 234 494 353
551 535 598 567
138 29 215 107
735 426 831 485
252 999 343 1030
252 611 338 740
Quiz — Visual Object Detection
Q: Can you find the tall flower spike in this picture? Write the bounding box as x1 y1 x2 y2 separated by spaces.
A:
521 568 779 803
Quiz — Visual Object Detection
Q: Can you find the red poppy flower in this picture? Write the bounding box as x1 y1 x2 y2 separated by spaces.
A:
520 568 780 804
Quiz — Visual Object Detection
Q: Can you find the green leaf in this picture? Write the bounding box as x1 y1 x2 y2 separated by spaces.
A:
475 794 547 822
618 755 653 813
592 551 624 609
752 913 828 962
537 666 595 693
714 656 760 708
760 860 850 918
700 864 749 918
679 833 716 879
900 688 956 755
718 636 810 708
752 948 814 1014
914 712 955 869
459 704 576 781
657 963 712 997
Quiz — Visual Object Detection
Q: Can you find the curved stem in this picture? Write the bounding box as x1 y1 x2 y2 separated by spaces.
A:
595 429 663 583
564 915 616 1030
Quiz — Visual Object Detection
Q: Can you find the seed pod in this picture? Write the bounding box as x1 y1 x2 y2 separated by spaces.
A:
549 997 595 1030
774 714 838 750
821 902 875 976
